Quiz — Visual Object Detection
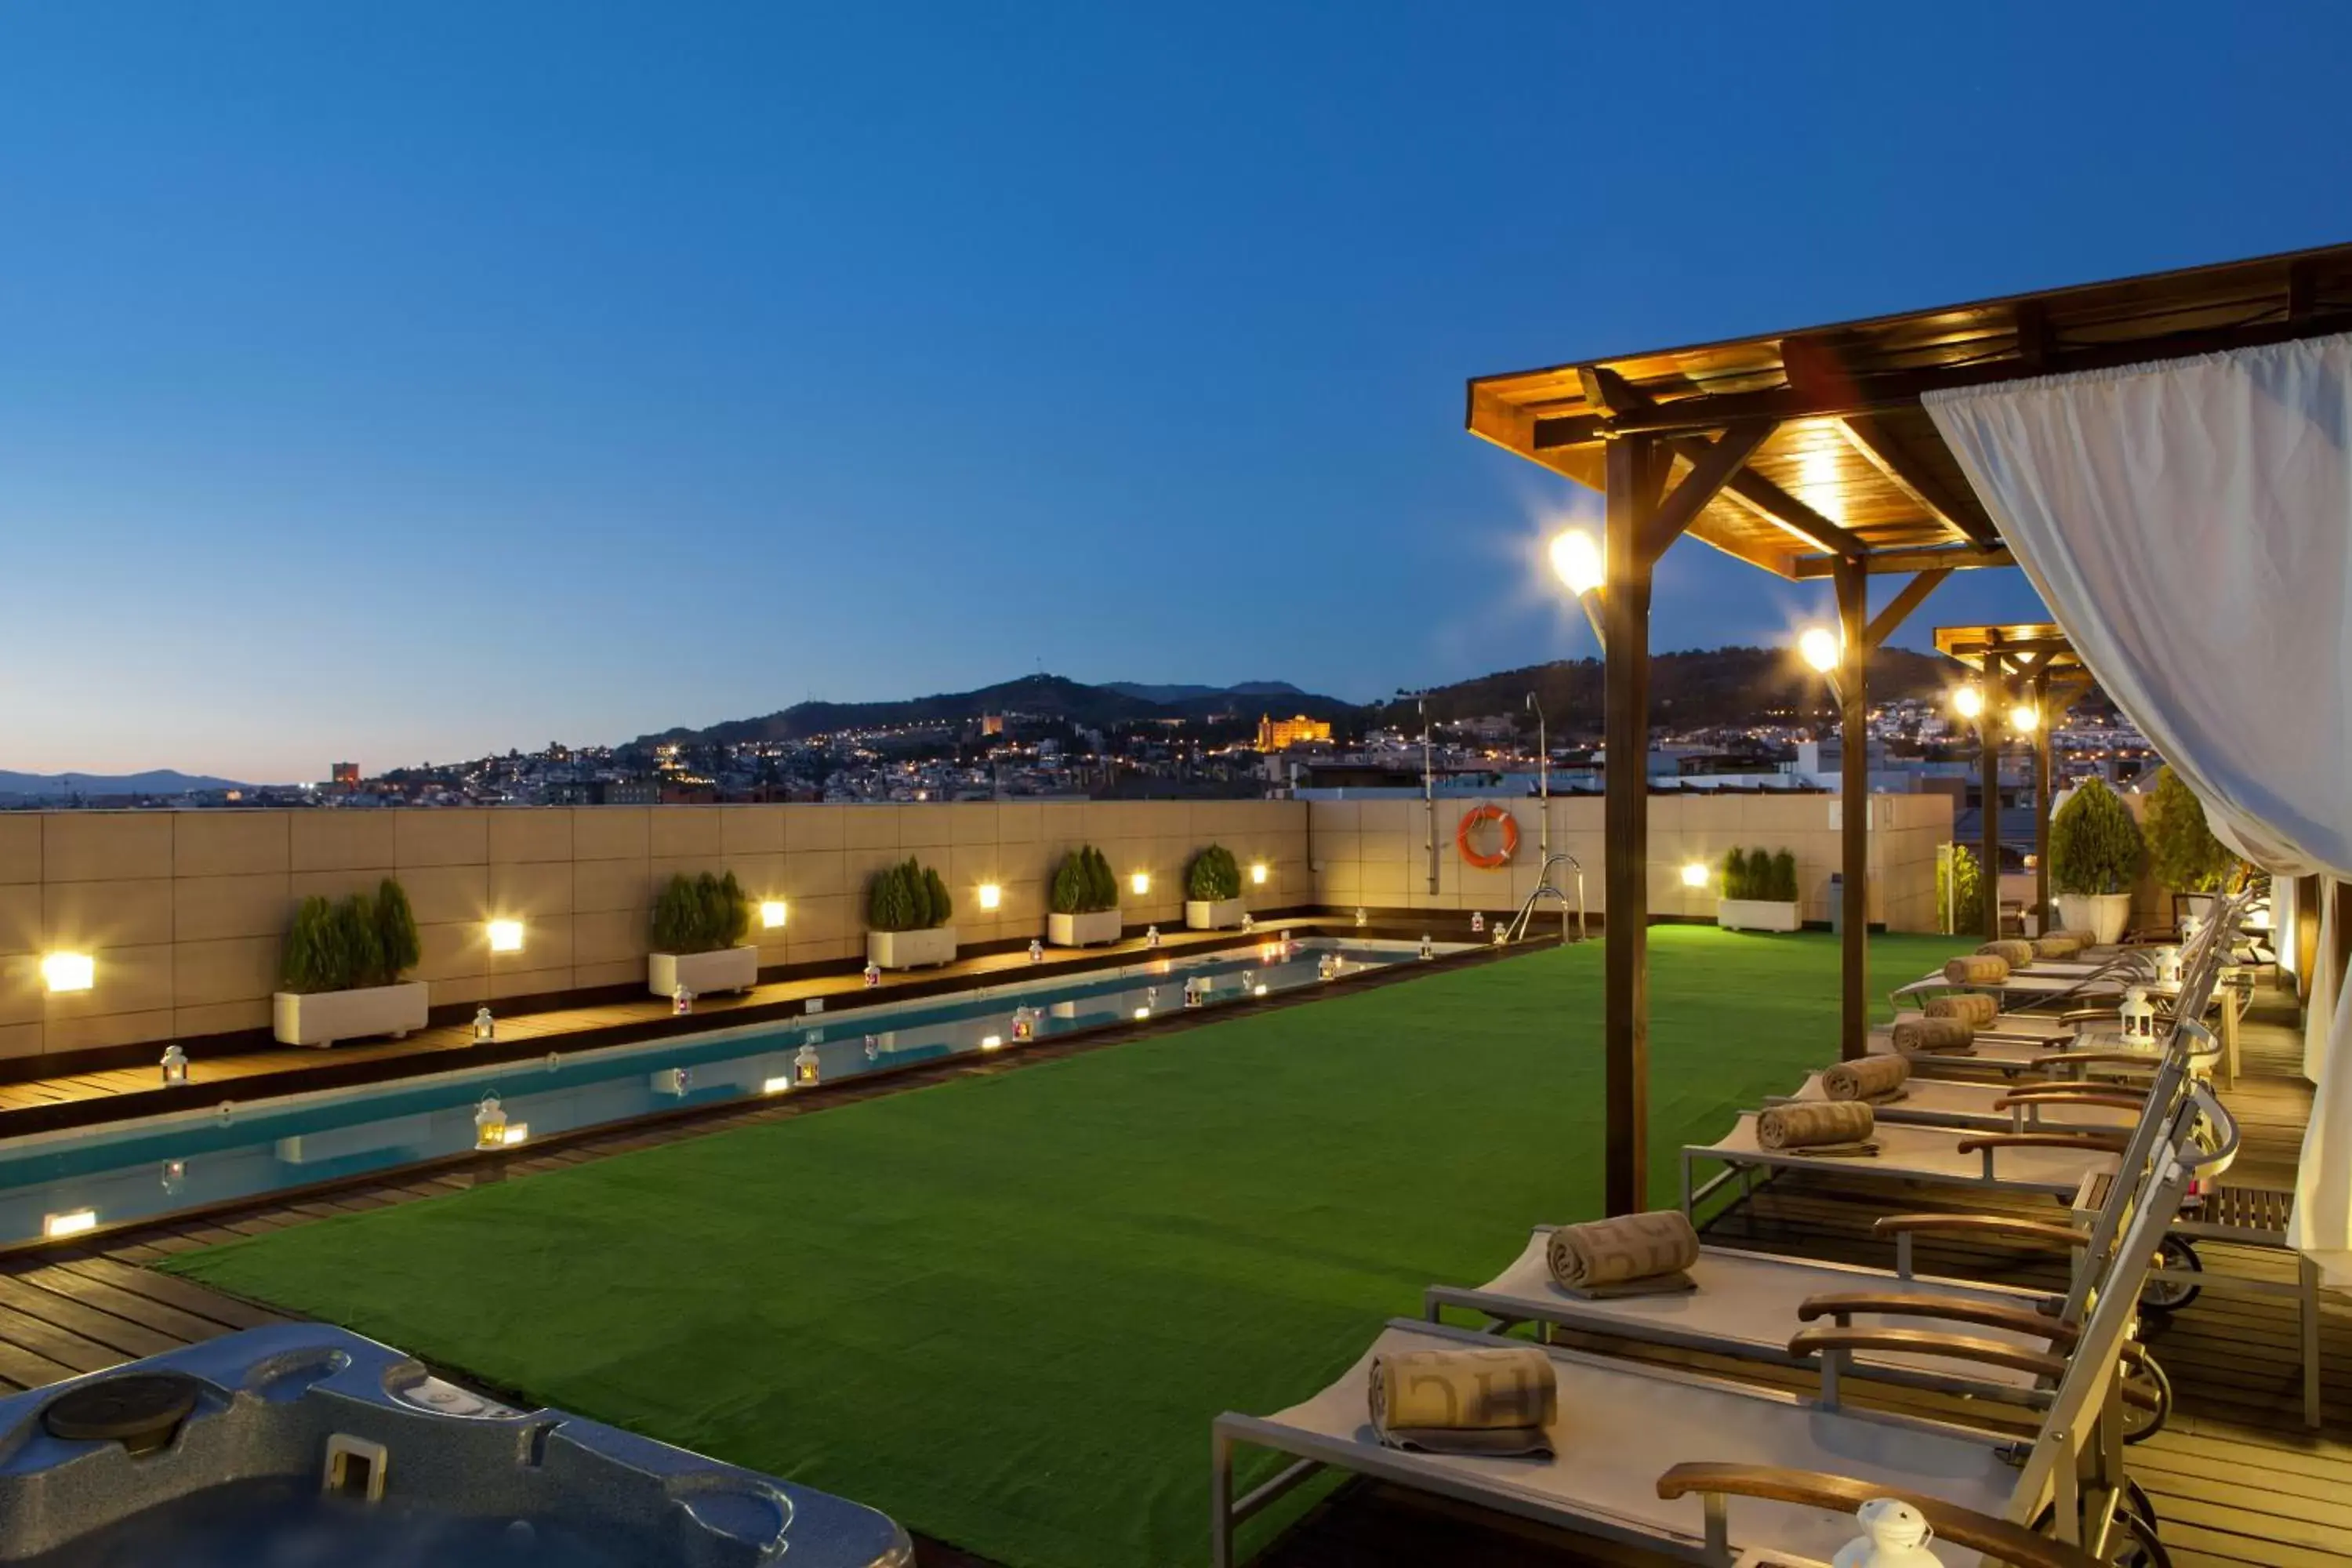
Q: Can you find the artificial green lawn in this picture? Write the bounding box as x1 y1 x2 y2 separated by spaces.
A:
166 928 1966 1568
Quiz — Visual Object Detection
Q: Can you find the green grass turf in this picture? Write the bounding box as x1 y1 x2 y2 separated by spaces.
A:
165 927 1966 1568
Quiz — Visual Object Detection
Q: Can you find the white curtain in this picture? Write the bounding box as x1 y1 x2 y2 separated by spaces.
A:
1924 332 2352 1278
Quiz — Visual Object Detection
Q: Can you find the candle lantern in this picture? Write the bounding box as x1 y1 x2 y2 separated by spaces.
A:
473 1007 496 1043
2119 985 2158 1045
1469 911 1486 935
862 962 882 989
1318 953 1341 981
1011 1006 1036 1041
2154 946 2183 986
794 1042 822 1085
1418 935 1434 961
160 1160 187 1197
1354 907 1368 928
1831 1497 1941 1568
1028 938 1045 964
474 1095 508 1149
1491 925 1507 946
1182 976 1203 1008
671 983 695 1016
1240 913 1255 933
161 1044 189 1087
1145 925 1161 949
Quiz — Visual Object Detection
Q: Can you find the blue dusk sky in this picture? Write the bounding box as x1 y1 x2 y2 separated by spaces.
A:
3 4 2349 781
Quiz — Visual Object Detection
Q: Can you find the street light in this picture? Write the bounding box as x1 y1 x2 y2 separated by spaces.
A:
1525 691 1548 860
1548 528 1607 646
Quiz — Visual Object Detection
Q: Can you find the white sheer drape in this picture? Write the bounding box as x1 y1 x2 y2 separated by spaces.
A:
1925 333 2352 1275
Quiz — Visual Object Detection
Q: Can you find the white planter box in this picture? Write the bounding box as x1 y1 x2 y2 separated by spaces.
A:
2056 891 2133 946
648 946 760 998
1717 898 1801 934
1047 909 1123 947
272 981 431 1049
867 926 957 970
1185 898 1247 931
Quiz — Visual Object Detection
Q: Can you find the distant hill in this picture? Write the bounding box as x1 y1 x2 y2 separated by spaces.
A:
1371 646 1964 735
634 673 1356 747
0 768 252 797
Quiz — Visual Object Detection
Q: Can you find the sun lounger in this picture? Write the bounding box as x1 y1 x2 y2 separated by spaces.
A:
1772 1072 2142 1134
1215 1086 2231 1568
1681 1111 2119 1209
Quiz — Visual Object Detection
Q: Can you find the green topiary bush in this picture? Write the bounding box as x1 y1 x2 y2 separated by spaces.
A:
2051 778 2146 896
652 870 752 953
1052 846 1120 914
1720 846 1795 902
1769 849 1798 903
868 858 952 932
1721 848 1748 900
1938 844 1986 934
1185 844 1242 902
2143 765 2238 893
280 880 423 993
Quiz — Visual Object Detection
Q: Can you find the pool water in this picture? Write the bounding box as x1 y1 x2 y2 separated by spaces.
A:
0 938 1437 1247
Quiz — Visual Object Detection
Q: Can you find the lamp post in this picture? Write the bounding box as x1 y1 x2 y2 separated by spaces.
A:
1525 691 1548 862
1549 530 1606 648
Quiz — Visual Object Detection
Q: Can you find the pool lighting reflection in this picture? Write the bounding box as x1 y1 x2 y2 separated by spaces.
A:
44 1210 97 1239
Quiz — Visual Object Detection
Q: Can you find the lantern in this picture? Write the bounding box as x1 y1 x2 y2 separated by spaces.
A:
1145 924 1161 949
1491 926 1507 946
1831 1497 1941 1568
2154 946 2183 986
1028 938 1045 964
671 983 695 1016
160 1044 189 1087
1354 907 1368 928
794 1043 822 1085
160 1160 187 1197
474 1095 508 1149
1182 976 1203 1008
862 962 882 989
473 1006 496 1043
1418 935 1433 961
1469 911 1486 934
1240 913 1255 933
1011 1007 1036 1041
2119 986 2158 1045
1318 952 1341 981
863 1036 880 1062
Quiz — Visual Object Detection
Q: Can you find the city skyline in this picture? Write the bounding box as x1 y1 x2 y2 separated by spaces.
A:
6 4 2350 779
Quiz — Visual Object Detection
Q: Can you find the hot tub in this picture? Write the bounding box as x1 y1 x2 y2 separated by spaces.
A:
0 1324 913 1566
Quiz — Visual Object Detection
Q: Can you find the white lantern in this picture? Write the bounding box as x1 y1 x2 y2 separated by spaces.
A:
2119 985 2158 1044
671 983 695 1016
473 1007 496 1043
862 962 881 989
1831 1497 1940 1568
1240 913 1255 933
1011 1007 1036 1040
1318 952 1341 981
1418 935 1433 960
1145 924 1161 949
1469 911 1486 934
1182 977 1203 1008
474 1095 508 1149
1354 907 1368 928
160 1044 189 1087
794 1043 822 1085
2154 946 2183 985
1027 938 1044 964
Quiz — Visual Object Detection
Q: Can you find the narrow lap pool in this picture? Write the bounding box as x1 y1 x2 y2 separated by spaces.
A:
0 938 1444 1248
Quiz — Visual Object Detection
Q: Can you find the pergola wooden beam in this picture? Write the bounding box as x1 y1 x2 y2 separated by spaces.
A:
1835 414 1998 546
1649 425 1779 556
1864 569 1952 651
1700 455 1871 557
1791 546 2011 578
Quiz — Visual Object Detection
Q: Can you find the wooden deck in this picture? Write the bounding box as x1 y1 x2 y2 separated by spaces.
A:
0 969 2336 1568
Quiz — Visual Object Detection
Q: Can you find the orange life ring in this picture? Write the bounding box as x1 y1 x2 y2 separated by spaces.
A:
1455 804 1519 869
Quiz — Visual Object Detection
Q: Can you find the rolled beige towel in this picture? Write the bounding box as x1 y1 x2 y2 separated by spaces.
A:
1545 1210 1700 1290
1893 1015 1976 1054
2033 935 2085 960
1822 1055 1911 1102
1979 939 2037 967
1756 1100 1876 1149
1926 993 1998 1028
1944 953 2010 985
1370 1346 1556 1456
2042 928 2093 948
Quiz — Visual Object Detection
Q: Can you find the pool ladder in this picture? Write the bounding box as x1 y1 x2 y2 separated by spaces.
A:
1504 853 1588 945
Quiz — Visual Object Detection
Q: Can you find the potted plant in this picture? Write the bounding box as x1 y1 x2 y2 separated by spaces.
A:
1184 844 1247 930
1717 844 1801 932
647 870 757 997
272 879 429 1047
866 856 956 969
1047 845 1122 946
2050 776 2145 944
2142 764 2239 927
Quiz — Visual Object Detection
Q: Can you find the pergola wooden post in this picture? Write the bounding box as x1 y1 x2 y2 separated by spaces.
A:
1834 560 1869 1060
2032 664 2053 927
1465 244 2352 1221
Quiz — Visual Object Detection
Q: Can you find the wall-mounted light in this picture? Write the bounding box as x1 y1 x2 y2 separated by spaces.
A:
43 1209 97 1239
977 883 1003 911
760 900 789 930
1797 626 1841 674
486 920 525 954
1680 862 1711 889
1130 871 1150 897
41 953 95 993
1951 685 1984 720
981 1034 1004 1051
761 1075 793 1095
1250 862 1269 886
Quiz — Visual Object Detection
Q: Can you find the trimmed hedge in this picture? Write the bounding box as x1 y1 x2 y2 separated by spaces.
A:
280 878 420 994
1186 844 1243 902
652 870 753 954
869 858 953 932
1721 845 1797 902
2052 779 2144 896
1051 846 1120 915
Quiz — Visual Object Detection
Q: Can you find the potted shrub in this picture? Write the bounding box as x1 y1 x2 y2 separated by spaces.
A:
272 878 429 1047
1717 843 1801 932
2051 777 2145 944
1184 844 1247 930
2143 764 2239 927
1047 845 1122 946
866 856 956 969
647 870 757 997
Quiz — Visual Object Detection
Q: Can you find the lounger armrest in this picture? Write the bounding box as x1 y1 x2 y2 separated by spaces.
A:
1992 1090 2147 1112
1998 1082 2143 1102
1955 1131 2129 1156
1654 1463 2105 1568
1873 1213 2088 1250
1795 1290 2079 1345
1788 1325 2069 1381
2031 1050 2162 1069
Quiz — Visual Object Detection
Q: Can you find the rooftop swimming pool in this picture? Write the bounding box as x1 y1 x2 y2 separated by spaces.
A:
0 937 1445 1249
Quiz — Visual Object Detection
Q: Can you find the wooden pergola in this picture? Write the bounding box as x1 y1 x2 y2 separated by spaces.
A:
1467 241 2352 1214
1931 622 2092 939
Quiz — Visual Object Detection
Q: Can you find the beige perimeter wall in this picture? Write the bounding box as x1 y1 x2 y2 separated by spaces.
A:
1307 793 1953 933
0 802 1310 1062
